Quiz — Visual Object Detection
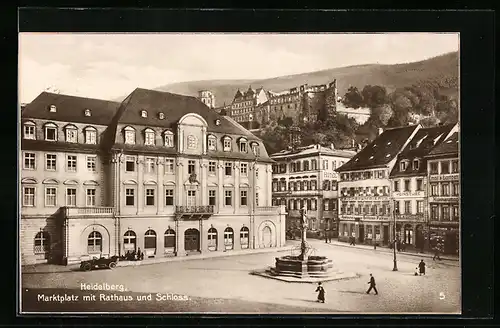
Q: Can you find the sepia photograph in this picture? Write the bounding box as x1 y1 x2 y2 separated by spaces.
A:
19 32 461 314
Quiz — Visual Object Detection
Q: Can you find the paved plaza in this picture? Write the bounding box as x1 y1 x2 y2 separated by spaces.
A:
21 240 460 314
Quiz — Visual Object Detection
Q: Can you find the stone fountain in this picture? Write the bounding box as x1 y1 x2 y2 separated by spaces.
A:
252 208 358 282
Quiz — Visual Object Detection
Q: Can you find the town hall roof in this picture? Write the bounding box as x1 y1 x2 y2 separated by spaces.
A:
336 124 420 172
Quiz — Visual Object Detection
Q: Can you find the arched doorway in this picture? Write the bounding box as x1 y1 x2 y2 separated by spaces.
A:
184 228 200 252
240 227 249 249
207 228 217 251
123 230 136 253
164 229 176 255
144 229 157 257
262 226 272 247
404 224 413 245
224 227 234 250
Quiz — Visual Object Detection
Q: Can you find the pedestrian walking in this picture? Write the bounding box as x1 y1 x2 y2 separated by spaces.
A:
418 259 426 275
432 248 441 261
366 274 378 295
315 282 325 303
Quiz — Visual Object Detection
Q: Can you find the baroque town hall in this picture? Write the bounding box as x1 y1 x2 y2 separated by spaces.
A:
20 89 285 265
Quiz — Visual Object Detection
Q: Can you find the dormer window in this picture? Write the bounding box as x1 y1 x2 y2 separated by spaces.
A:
44 123 58 141
400 161 407 171
207 135 217 151
140 110 148 118
413 159 420 170
238 137 248 153
144 128 155 146
158 112 165 120
49 105 57 113
84 126 97 144
23 121 36 140
215 119 221 126
251 142 259 156
65 125 78 143
124 126 135 145
164 131 174 148
84 109 91 117
223 136 232 152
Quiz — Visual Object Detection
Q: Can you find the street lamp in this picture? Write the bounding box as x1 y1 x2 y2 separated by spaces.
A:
392 200 398 271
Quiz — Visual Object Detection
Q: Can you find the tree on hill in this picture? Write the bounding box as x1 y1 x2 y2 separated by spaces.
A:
343 86 364 109
361 85 388 108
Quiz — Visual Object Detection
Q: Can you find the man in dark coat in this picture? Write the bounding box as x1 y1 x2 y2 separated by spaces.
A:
315 282 325 303
366 273 378 295
418 259 426 275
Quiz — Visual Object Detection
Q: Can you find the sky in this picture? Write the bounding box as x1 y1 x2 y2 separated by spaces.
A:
18 33 459 103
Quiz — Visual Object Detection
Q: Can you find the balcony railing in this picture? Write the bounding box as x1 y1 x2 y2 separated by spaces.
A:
64 206 115 217
255 206 282 214
175 205 215 214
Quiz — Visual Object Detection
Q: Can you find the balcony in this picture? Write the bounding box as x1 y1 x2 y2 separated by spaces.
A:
64 206 115 218
174 205 214 220
395 213 426 222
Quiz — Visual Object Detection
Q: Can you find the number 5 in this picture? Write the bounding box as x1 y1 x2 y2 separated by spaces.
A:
439 292 445 300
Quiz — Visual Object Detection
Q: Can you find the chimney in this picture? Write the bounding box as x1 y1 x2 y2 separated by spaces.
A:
357 143 362 151
330 143 335 150
378 128 384 136
351 139 355 148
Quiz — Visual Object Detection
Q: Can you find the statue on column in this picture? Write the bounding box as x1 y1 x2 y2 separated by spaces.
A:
299 207 308 261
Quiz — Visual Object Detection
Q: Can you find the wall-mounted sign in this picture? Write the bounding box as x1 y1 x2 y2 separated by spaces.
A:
429 197 459 203
342 196 390 201
429 174 459 182
323 172 339 179
392 191 425 197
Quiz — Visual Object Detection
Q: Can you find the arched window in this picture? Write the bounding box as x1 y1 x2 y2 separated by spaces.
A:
124 126 135 145
164 131 174 147
44 122 58 141
87 231 102 254
164 229 176 252
34 231 50 254
144 229 157 250
240 227 249 249
23 121 36 140
123 230 136 252
144 128 155 146
207 135 217 151
208 227 217 251
84 126 97 144
238 137 248 153
223 136 232 152
224 227 234 250
311 159 318 170
65 124 78 143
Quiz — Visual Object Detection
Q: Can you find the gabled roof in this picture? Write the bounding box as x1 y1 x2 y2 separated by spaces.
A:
113 88 258 139
21 92 120 125
427 131 459 157
389 124 457 178
234 89 243 99
336 125 420 172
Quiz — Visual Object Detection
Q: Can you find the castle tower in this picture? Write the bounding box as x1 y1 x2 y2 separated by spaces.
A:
324 79 338 118
198 90 216 109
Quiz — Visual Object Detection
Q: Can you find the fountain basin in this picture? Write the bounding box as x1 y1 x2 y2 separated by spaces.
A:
271 255 334 278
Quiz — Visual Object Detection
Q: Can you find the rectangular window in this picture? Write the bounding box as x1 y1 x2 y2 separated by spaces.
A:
441 161 450 174
145 132 155 145
85 130 97 144
431 184 439 196
188 160 196 175
394 201 400 214
404 200 411 214
209 190 216 206
208 161 216 175
225 162 232 176
45 127 57 141
431 205 439 220
452 206 459 220
165 189 174 206
453 183 459 196
66 129 77 143
332 161 336 170
430 162 438 174
324 200 329 211
45 187 57 207
255 192 259 206
223 139 232 151
442 206 450 220
208 137 216 150
125 156 135 172
46 154 57 171
187 190 196 207
442 183 450 196
86 189 96 206
165 158 174 174
23 187 35 206
413 159 419 170
416 179 423 191
417 200 424 214
240 190 248 206
67 155 77 172
323 160 328 170
145 157 155 174
404 180 410 192
24 152 36 170
146 188 155 206
400 161 407 171
87 156 97 172
240 163 248 176
240 142 247 153
125 188 135 206
225 190 232 206
24 125 35 139
452 160 459 173
393 181 399 192
66 188 76 206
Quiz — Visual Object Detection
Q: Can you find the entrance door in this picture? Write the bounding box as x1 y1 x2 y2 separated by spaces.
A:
383 226 389 245
262 226 272 247
359 225 365 243
184 229 200 252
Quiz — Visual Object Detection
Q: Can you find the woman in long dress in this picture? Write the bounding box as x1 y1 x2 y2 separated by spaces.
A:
315 282 325 303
